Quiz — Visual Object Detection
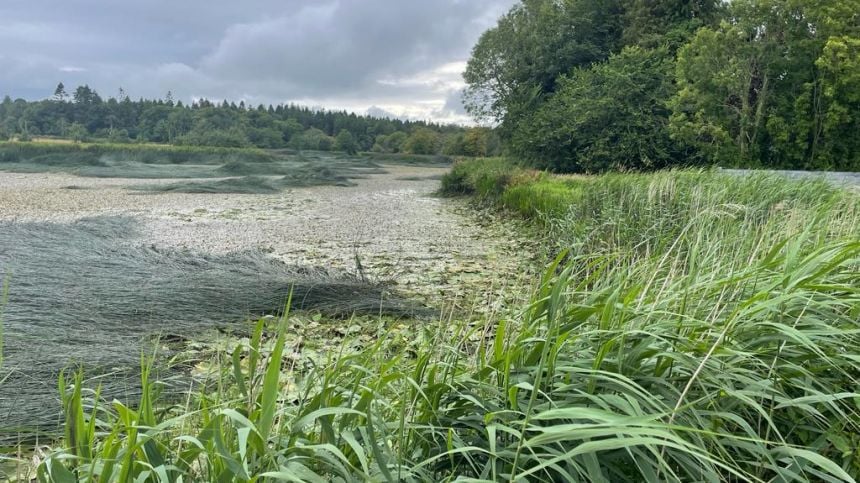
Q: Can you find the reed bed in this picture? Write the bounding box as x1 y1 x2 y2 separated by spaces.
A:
10 161 860 481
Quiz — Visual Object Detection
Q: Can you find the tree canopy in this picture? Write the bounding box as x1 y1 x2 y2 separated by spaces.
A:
465 0 860 172
0 87 493 156
671 0 860 170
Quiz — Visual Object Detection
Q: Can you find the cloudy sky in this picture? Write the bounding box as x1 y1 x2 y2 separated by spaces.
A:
0 0 517 124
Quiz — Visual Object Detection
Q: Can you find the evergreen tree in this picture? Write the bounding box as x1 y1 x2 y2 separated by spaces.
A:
0 85 463 150
53 82 68 102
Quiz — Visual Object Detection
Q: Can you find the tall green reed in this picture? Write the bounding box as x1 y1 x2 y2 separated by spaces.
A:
36 234 860 481
32 165 860 481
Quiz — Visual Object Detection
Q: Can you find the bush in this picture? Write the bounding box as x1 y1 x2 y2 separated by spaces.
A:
334 129 358 154
245 127 286 149
404 128 440 155
372 131 408 153
107 129 131 144
290 128 334 151
67 123 89 143
440 157 521 197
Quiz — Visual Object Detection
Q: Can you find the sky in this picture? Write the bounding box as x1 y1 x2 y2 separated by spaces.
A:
0 0 517 124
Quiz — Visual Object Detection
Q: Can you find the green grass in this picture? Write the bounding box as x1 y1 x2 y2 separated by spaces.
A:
9 159 860 481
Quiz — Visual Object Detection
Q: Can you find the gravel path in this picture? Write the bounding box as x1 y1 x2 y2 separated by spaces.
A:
0 166 536 309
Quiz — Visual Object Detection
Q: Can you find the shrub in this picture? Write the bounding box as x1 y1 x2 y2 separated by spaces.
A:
67 123 89 143
107 129 132 144
334 129 358 154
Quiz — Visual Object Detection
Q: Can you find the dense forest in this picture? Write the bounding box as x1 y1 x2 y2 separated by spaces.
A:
0 86 500 157
465 0 860 172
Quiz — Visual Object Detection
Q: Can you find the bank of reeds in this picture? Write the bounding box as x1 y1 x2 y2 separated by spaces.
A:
17 160 860 481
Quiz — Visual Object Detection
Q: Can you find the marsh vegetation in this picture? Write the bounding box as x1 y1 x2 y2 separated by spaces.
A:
2 0 859 480
5 161 855 482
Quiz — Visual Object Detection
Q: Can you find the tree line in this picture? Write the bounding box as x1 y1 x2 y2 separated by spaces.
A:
0 85 501 157
465 0 860 172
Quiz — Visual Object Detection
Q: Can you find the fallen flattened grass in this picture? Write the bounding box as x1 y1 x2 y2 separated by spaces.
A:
364 152 453 167
0 141 277 166
133 169 359 194
395 174 445 182
0 216 425 441
0 142 275 180
0 142 395 191
279 166 358 188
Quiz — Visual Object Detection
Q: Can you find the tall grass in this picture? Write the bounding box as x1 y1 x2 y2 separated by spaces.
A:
20 160 860 481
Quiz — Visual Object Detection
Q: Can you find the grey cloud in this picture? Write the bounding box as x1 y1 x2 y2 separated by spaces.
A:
0 0 518 123
442 90 468 116
366 106 400 120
